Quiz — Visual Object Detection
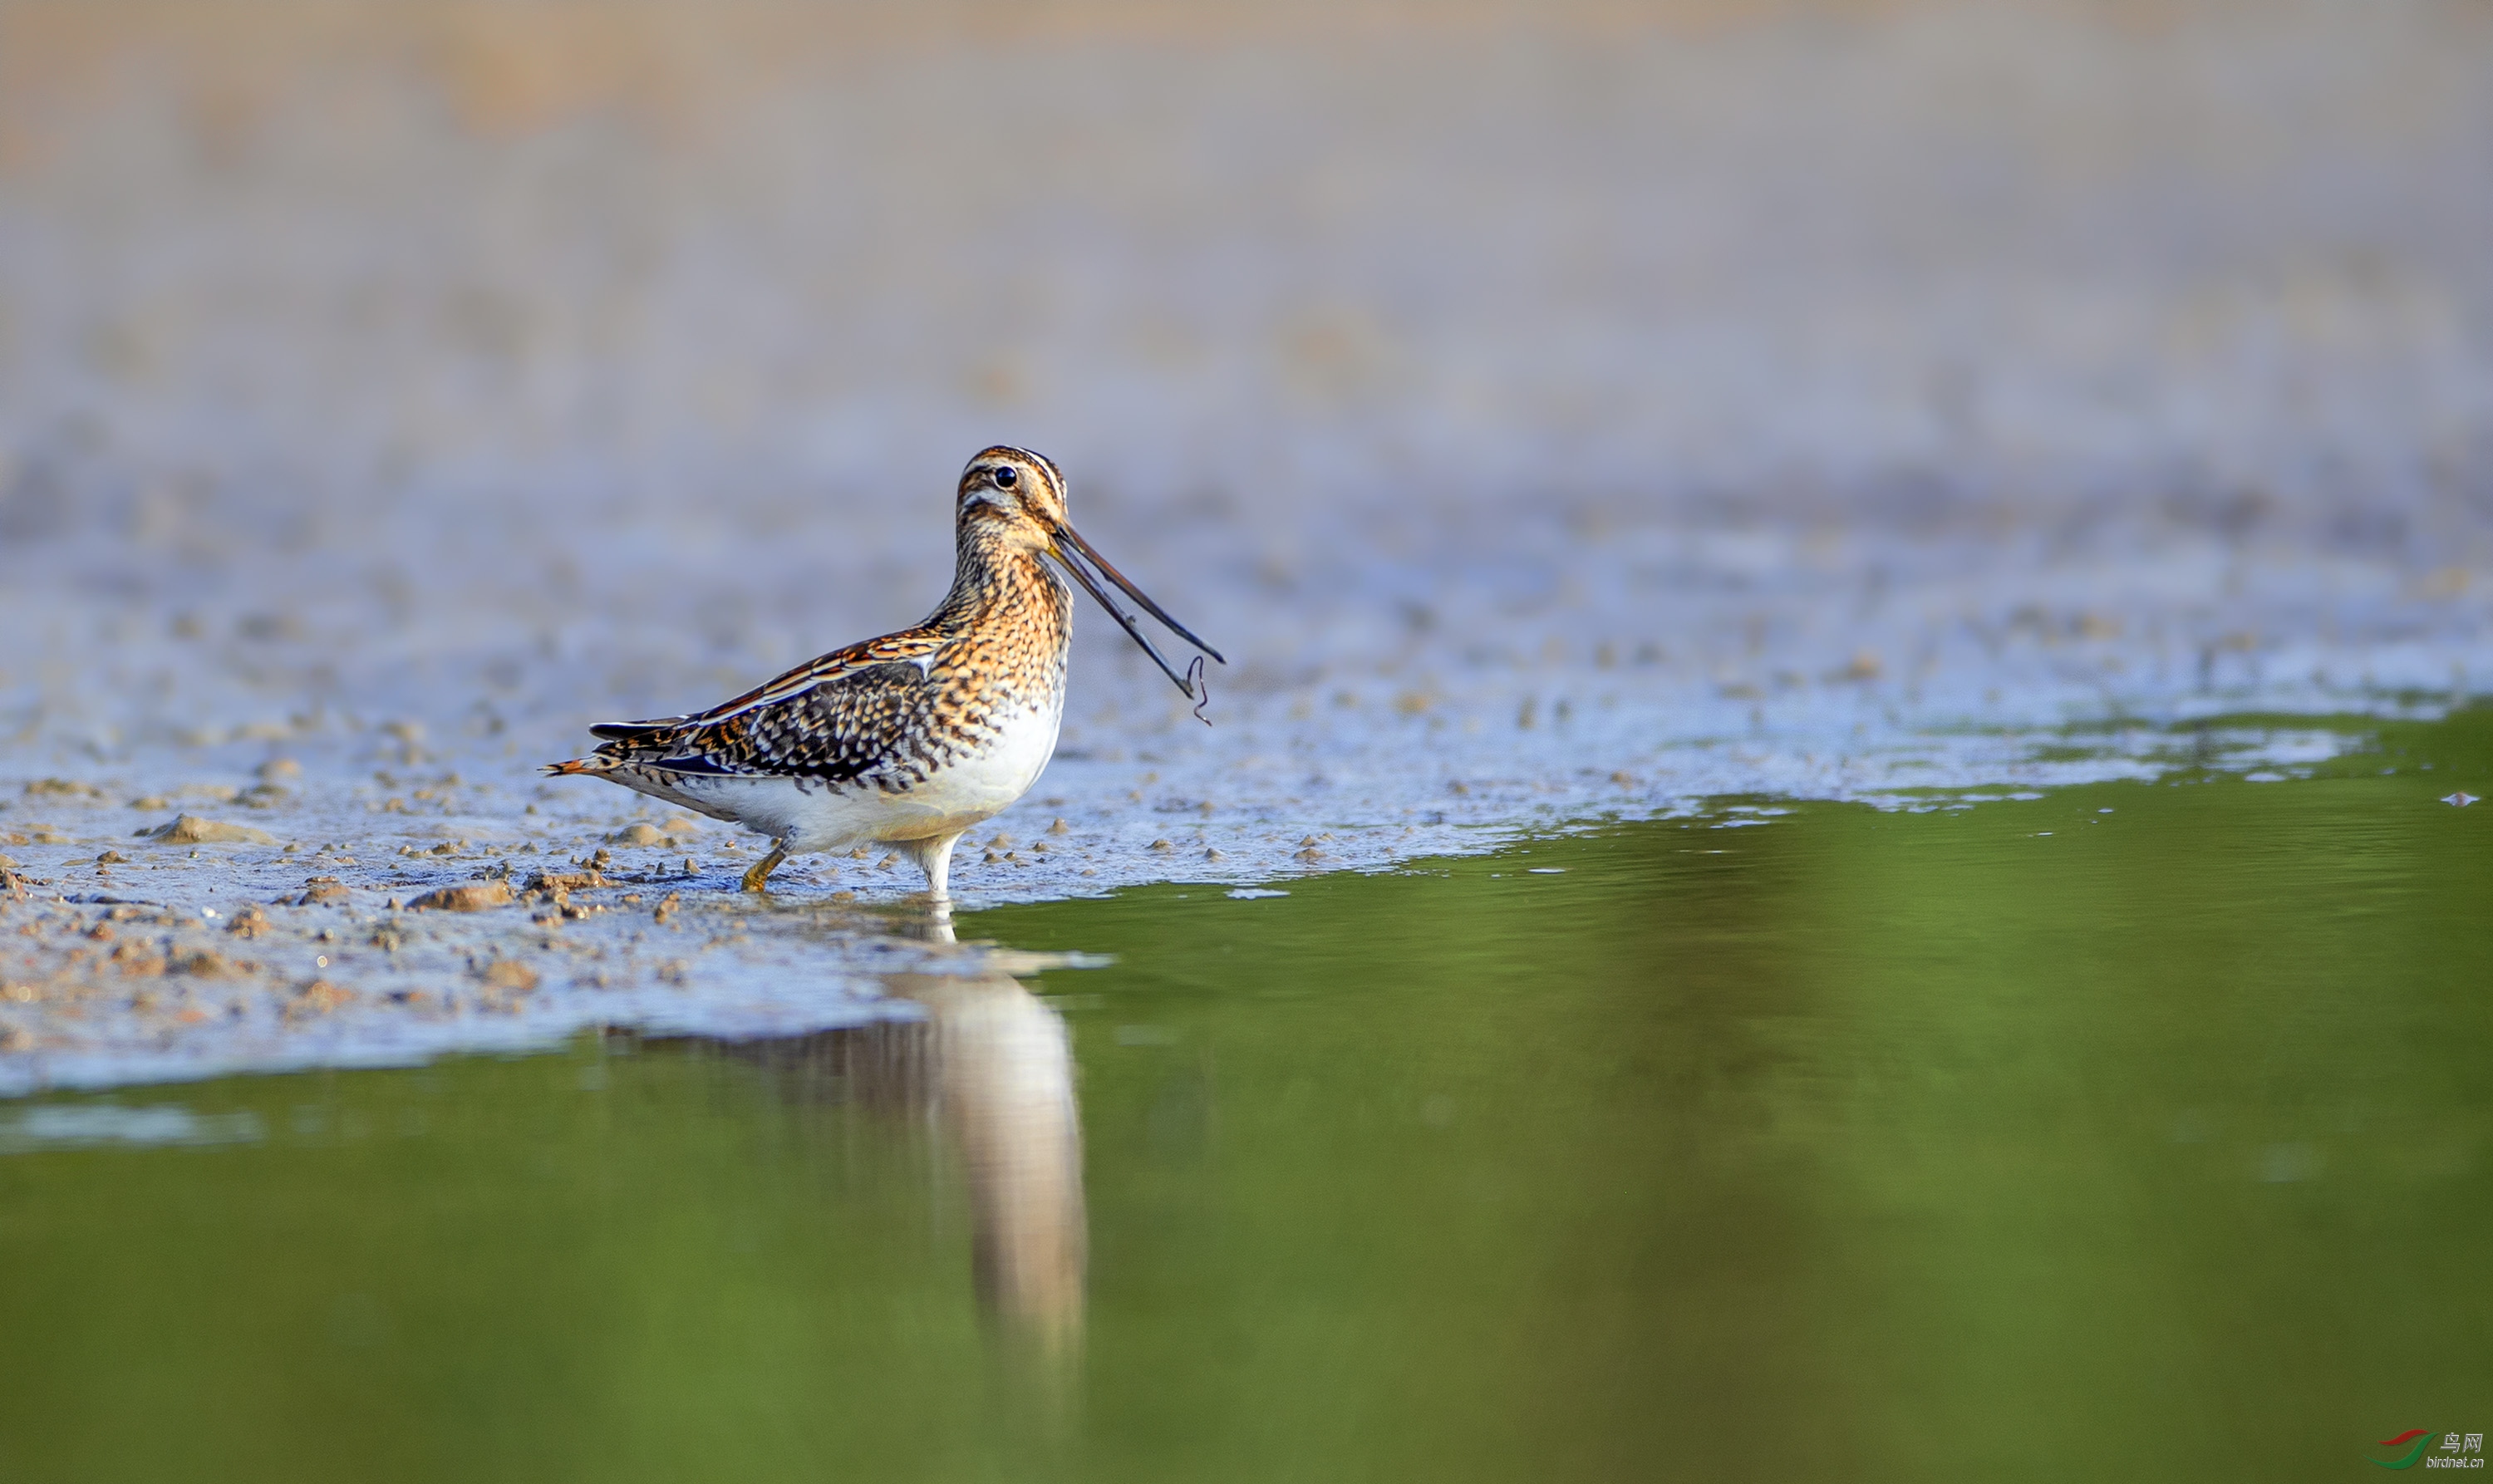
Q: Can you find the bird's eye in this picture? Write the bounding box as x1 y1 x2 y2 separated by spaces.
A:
991 466 1019 489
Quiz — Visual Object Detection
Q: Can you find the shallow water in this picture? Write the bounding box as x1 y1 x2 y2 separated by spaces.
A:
2 707 2485 1482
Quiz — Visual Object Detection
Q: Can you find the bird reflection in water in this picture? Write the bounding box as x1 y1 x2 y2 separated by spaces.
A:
714 912 1088 1367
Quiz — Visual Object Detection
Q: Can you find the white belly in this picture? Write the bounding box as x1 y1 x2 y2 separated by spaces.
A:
620 700 1062 855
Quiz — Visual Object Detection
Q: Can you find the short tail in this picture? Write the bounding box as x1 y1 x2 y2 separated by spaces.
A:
546 717 693 778
541 754 621 779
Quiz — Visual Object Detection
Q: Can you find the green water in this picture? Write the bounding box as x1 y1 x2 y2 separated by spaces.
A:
3 711 2489 1482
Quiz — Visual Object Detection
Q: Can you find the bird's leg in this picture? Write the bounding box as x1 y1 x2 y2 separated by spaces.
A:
740 840 791 893
905 831 964 902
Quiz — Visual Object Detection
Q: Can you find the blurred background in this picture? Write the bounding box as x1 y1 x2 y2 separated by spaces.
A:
2 0 2486 781
4 7 2491 1474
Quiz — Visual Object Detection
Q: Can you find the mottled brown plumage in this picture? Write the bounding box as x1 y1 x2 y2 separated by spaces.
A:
544 446 1222 899
582 523 1069 789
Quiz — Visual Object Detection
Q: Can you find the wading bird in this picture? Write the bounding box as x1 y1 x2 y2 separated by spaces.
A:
543 447 1222 899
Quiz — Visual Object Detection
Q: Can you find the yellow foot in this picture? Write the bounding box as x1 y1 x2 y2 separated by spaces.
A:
740 843 790 893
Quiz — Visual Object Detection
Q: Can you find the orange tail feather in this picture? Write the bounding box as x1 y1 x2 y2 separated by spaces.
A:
540 756 618 778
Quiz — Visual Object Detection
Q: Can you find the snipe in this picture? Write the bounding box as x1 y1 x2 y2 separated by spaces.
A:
544 446 1222 898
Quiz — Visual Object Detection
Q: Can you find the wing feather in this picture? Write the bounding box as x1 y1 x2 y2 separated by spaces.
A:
581 630 946 784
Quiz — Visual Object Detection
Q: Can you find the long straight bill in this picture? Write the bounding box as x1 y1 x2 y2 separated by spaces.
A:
1056 525 1227 665
1055 545 1202 696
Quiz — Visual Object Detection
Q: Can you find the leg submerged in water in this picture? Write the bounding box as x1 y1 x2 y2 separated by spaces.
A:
740 840 791 893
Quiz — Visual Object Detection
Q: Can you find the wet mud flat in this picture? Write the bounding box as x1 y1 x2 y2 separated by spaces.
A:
0 700 2452 1093
2 0 2489 1086
0 710 2485 1483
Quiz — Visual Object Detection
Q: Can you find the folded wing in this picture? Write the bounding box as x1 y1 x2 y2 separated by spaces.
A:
575 631 944 784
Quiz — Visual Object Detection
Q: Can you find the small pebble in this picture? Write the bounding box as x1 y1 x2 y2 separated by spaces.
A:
407 882 514 912
139 815 275 846
290 980 353 1016
477 961 538 993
